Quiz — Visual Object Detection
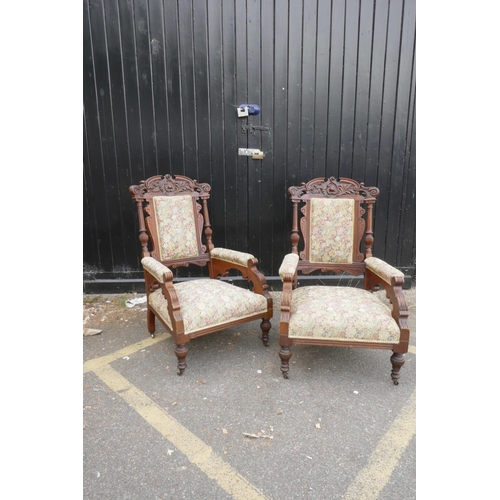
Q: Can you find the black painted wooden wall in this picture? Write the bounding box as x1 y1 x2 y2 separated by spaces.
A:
83 0 416 291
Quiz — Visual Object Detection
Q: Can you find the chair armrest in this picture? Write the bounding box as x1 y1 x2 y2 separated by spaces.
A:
141 257 173 284
365 257 409 340
142 257 185 333
278 254 299 335
210 247 255 267
365 257 404 285
209 248 272 310
279 253 299 282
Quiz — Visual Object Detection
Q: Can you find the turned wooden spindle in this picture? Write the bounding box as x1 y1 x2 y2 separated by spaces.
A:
201 198 214 252
291 200 300 255
136 201 150 258
364 200 375 258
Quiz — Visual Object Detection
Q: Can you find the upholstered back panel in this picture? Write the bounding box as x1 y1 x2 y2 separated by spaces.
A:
153 195 199 261
309 198 355 264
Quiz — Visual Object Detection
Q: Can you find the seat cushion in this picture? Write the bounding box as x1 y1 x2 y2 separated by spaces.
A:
149 279 268 334
288 286 400 342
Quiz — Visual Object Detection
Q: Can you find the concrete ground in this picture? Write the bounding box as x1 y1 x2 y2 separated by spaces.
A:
83 286 416 500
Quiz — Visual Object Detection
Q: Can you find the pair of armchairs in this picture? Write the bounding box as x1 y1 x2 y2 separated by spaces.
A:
129 174 410 384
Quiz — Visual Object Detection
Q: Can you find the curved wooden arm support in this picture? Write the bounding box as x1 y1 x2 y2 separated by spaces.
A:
141 256 188 340
142 266 186 338
210 256 273 317
160 277 186 338
279 279 295 346
278 254 299 346
365 268 410 351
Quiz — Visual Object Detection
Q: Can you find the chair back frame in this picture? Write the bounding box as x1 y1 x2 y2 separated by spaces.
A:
289 177 379 276
129 174 215 270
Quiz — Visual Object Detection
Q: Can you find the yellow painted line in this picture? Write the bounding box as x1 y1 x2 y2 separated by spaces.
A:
83 334 169 373
84 333 416 500
344 389 416 500
91 363 268 500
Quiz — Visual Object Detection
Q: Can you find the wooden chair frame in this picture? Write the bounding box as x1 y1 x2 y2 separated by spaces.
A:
279 177 410 384
129 174 273 375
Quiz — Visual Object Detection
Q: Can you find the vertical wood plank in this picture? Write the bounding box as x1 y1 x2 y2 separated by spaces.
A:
85 0 115 270
326 0 346 178
104 0 137 265
235 0 249 253
373 0 404 261
386 0 416 266
286 0 303 188
339 0 360 178
132 0 158 180
222 0 238 251
313 0 332 180
207 0 225 245
272 0 290 272
148 0 171 174
163 0 184 174
300 0 318 181
178 0 198 179
259 0 275 275
352 0 374 182
247 0 262 263
193 0 211 184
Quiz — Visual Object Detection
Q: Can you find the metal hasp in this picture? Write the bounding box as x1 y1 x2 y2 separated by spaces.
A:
238 148 265 160
237 104 260 117
241 124 270 135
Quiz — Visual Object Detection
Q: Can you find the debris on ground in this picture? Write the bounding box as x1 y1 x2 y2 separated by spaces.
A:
83 328 102 337
243 431 273 440
125 296 147 308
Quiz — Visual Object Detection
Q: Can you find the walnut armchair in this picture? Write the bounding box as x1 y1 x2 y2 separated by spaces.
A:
129 174 273 375
278 177 410 384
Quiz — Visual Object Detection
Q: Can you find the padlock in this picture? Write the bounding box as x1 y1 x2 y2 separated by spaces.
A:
237 106 249 117
252 151 265 160
237 104 260 117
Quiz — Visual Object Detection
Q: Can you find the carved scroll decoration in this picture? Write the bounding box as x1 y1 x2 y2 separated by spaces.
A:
289 177 379 201
129 174 211 200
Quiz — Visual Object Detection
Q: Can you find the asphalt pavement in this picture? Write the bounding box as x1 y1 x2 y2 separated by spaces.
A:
83 286 416 500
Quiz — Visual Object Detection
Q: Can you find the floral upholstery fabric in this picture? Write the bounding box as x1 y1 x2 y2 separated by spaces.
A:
149 279 268 334
279 253 299 281
287 286 400 342
365 257 404 282
309 198 355 264
141 257 173 283
210 247 254 267
153 195 200 261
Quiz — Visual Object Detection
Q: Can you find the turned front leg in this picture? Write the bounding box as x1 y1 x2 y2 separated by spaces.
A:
279 345 292 379
390 352 405 385
175 344 188 376
260 319 271 347
147 309 156 338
